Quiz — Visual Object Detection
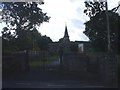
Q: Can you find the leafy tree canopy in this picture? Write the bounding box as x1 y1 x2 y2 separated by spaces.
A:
1 2 50 40
84 1 120 53
1 2 51 52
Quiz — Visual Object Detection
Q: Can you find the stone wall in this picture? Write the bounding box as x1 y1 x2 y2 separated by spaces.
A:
63 52 89 72
98 53 118 87
62 52 118 87
2 51 29 75
48 42 60 55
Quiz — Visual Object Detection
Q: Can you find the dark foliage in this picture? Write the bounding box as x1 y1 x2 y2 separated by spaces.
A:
1 2 51 52
84 1 120 53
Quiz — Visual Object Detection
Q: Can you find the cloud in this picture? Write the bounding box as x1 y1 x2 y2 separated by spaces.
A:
0 0 119 42
38 0 90 42
71 19 84 29
108 0 119 10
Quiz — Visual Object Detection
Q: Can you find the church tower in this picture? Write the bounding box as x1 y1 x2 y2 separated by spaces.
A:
62 24 70 53
64 25 69 38
63 24 70 42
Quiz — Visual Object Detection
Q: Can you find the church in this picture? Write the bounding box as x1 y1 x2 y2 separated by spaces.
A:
48 24 90 55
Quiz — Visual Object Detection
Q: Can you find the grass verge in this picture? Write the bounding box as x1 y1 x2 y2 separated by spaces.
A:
29 55 59 66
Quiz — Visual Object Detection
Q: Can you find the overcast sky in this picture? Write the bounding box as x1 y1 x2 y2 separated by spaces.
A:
0 0 120 42
38 0 120 42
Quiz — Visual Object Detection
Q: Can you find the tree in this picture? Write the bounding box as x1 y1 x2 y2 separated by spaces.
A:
15 28 41 51
1 2 50 51
38 35 52 51
84 1 120 53
84 1 106 17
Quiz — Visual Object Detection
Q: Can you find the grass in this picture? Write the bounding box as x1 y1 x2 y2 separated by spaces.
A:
29 55 59 67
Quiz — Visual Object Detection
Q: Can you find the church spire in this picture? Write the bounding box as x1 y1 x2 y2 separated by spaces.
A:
64 23 69 38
